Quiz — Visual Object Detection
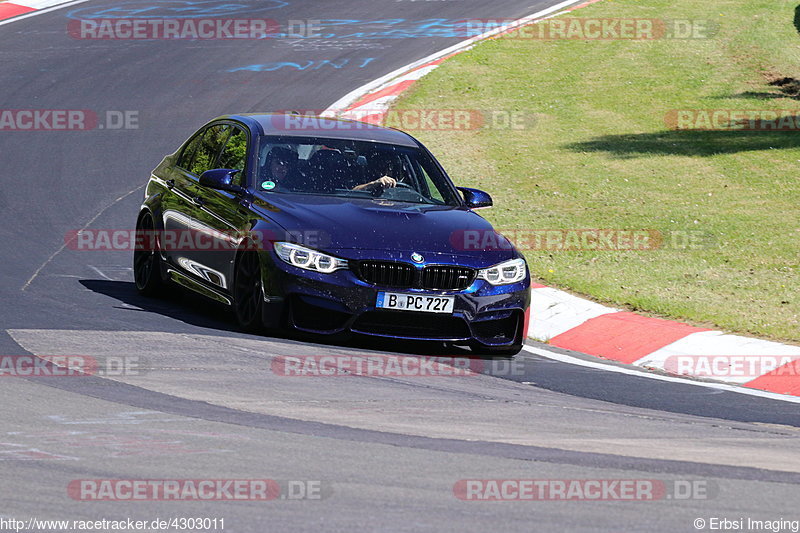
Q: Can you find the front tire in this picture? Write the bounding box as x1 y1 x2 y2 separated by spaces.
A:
133 212 164 295
233 250 264 332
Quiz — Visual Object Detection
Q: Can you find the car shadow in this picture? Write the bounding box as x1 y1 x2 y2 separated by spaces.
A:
79 279 476 357
79 279 244 333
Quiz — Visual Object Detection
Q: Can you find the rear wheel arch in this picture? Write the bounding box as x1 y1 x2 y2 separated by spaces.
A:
133 210 166 295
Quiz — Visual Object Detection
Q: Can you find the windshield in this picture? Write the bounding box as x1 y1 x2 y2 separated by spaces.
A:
255 135 461 205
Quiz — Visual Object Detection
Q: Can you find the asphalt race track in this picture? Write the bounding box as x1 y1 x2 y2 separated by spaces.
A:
1 1 799 531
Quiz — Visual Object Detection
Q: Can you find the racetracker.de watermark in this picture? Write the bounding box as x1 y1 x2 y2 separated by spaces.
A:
68 19 280 39
64 229 329 251
663 355 800 379
270 355 525 378
273 109 537 131
0 110 138 131
450 229 716 252
456 18 717 40
0 355 142 377
665 110 800 131
67 229 715 252
68 479 329 501
454 479 716 501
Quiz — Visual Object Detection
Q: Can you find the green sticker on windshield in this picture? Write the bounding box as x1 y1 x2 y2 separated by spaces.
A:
261 181 276 190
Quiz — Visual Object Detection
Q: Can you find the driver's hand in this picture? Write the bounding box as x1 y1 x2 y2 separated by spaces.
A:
373 176 396 189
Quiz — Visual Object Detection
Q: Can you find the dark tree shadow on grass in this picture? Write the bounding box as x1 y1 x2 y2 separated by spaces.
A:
794 4 800 35
722 8 800 101
567 8 800 159
565 127 800 159
711 80 800 101
712 91 789 101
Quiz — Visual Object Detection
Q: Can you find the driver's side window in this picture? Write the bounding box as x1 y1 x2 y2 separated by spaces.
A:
218 127 248 187
188 124 229 177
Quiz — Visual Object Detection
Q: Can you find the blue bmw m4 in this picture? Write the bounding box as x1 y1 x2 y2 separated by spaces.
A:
134 114 531 355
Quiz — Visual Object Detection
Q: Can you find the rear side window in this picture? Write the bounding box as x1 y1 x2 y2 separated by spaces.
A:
178 131 204 170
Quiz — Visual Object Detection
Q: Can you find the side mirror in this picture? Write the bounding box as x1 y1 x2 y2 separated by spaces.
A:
199 169 244 194
458 187 493 209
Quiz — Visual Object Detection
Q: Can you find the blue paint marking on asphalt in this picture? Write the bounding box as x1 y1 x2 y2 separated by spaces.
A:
66 1 288 20
269 18 497 40
228 58 376 73
64 10 515 39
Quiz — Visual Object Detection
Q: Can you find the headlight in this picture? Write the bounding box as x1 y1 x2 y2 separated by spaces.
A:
273 242 348 274
477 258 527 285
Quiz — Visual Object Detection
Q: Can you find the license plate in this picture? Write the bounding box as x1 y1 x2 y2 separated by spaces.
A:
376 292 455 314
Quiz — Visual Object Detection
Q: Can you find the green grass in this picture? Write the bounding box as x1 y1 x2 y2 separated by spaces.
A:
392 0 800 342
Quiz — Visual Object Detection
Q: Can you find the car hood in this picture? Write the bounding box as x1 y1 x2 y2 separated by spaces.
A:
251 192 517 260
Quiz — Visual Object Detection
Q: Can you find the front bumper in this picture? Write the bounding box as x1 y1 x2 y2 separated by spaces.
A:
262 254 531 347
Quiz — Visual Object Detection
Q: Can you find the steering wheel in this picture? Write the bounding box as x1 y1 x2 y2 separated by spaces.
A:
372 181 421 199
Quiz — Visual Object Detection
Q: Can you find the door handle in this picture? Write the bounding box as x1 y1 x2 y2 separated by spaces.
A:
191 196 206 207
166 179 175 189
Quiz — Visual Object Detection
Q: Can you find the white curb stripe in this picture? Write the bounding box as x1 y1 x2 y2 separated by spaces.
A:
529 287 620 341
339 65 453 120
523 345 800 404
14 0 75 8
634 331 800 385
339 96 399 119
0 0 87 26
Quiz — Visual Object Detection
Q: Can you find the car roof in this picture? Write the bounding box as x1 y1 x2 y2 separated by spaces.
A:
215 113 420 148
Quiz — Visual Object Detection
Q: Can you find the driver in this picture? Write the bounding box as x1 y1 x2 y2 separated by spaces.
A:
353 156 398 193
261 146 298 191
